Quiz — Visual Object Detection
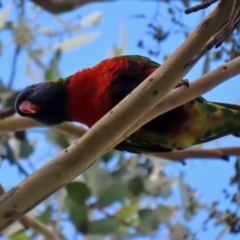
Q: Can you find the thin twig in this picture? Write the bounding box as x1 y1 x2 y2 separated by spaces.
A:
185 0 240 68
185 0 218 14
8 45 20 89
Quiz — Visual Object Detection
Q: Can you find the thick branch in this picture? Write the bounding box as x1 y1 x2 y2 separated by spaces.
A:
0 185 58 240
31 0 110 14
148 147 240 163
0 0 234 230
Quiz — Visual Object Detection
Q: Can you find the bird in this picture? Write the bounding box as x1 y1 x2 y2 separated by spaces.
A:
15 55 240 153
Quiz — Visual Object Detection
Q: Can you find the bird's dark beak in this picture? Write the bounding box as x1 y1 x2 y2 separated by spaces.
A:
19 101 40 114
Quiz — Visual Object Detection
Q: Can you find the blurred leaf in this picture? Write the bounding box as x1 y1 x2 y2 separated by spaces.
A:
115 204 139 220
66 197 89 232
14 131 33 159
179 174 189 209
5 141 18 164
231 157 240 185
38 206 52 224
13 17 32 46
128 176 144 197
19 140 33 158
159 178 178 199
88 217 119 235
181 0 189 7
55 15 82 32
28 49 45 69
202 52 210 75
138 205 172 233
5 91 19 108
98 182 128 207
138 209 158 232
0 4 10 30
66 181 91 204
47 129 71 149
170 223 190 240
110 25 126 56
4 142 29 176
54 32 100 52
83 163 113 195
10 232 29 240
15 131 27 141
80 11 102 26
45 50 61 81
216 225 230 240
101 149 117 163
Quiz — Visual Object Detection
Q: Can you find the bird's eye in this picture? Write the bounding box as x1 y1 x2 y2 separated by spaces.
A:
29 88 35 92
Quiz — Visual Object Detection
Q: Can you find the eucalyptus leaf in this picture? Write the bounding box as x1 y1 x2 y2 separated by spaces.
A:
98 182 128 207
170 223 190 240
47 129 71 149
65 197 89 232
88 217 119 235
66 181 91 204
54 32 100 52
0 4 10 30
115 204 139 220
38 206 52 225
128 176 144 197
80 11 102 26
10 233 29 240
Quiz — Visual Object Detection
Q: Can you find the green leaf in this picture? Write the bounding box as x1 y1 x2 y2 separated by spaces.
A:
38 206 52 224
83 163 113 195
10 232 29 240
80 11 102 26
19 141 33 158
138 205 172 233
101 150 117 163
159 178 177 199
138 209 158 232
98 182 128 207
115 204 139 220
66 197 89 232
88 217 119 235
44 50 61 81
47 129 71 149
66 181 91 204
54 32 100 52
128 176 144 197
0 4 10 31
170 223 190 240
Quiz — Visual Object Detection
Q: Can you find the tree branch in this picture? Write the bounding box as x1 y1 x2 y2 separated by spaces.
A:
0 0 234 230
0 114 87 138
0 185 59 240
148 147 240 163
31 0 111 14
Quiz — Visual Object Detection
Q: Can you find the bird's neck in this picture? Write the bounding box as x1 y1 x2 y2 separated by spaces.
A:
66 67 113 128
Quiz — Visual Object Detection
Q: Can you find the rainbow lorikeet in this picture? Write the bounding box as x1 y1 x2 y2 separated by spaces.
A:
15 55 240 153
